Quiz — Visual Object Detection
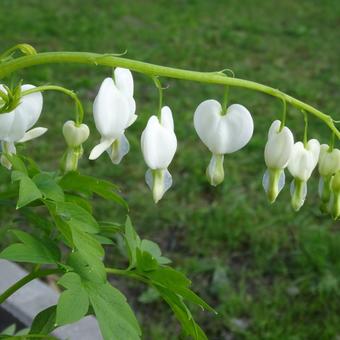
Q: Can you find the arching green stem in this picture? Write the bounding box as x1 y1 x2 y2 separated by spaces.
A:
0 268 62 305
0 51 338 138
21 85 84 124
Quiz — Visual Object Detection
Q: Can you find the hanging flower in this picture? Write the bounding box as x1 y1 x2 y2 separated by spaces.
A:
330 170 340 219
0 84 46 169
193 100 254 186
262 120 294 203
89 67 137 164
318 144 340 212
61 120 90 172
141 106 177 203
287 139 320 211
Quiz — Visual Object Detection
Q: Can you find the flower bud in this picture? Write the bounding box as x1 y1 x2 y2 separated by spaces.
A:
330 171 340 219
262 120 294 202
61 120 89 172
206 154 224 186
62 120 90 148
318 144 340 177
288 139 320 211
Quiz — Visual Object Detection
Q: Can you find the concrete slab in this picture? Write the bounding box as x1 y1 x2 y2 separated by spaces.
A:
0 260 102 339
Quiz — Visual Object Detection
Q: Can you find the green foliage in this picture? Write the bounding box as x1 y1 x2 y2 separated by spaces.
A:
1 1 340 338
0 154 212 339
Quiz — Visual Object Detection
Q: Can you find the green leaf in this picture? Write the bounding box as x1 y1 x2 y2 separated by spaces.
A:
65 193 93 213
0 230 60 264
17 175 42 208
136 248 159 272
67 251 106 284
56 201 99 234
30 305 57 335
56 273 89 326
59 171 128 209
140 239 172 265
85 281 141 340
124 217 141 268
157 286 207 340
33 173 65 202
44 201 73 247
9 154 27 174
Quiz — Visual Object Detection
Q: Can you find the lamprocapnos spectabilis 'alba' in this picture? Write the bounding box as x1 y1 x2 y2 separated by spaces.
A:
287 139 320 211
193 99 254 186
317 144 340 211
262 120 294 203
141 106 177 203
89 67 137 164
62 120 90 172
0 84 46 169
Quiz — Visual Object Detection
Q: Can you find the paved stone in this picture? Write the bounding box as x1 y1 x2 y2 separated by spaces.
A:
0 260 102 339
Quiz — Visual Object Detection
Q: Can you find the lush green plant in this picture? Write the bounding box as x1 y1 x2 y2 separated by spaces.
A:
0 43 339 339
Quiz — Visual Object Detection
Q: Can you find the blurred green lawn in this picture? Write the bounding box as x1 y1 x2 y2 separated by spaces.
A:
1 0 340 338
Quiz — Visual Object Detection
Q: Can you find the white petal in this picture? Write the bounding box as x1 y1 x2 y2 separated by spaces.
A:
264 120 294 169
89 138 114 160
62 120 90 147
194 99 221 152
288 141 317 181
160 106 174 131
19 84 43 130
93 78 130 139
114 67 134 97
141 115 177 169
18 127 47 143
145 168 173 203
106 133 130 164
319 144 340 176
194 100 254 154
0 111 15 141
306 139 320 167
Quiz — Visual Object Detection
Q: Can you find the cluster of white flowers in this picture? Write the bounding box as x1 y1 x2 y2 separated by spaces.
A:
0 68 339 217
263 120 340 217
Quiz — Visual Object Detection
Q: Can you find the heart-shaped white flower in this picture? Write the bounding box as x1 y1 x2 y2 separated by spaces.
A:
193 99 254 186
141 106 177 203
288 139 320 211
89 67 137 163
194 100 254 154
318 144 340 177
63 120 90 148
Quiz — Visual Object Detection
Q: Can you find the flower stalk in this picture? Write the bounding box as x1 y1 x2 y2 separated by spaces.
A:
0 51 338 139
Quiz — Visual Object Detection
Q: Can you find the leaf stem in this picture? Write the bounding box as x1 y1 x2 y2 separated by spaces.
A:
0 51 338 138
0 268 62 305
105 267 149 284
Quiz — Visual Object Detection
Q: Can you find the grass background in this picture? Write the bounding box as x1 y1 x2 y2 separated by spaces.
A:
1 0 340 338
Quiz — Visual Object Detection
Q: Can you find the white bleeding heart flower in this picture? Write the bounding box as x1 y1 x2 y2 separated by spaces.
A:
0 84 46 169
262 120 294 203
89 67 137 164
63 120 90 148
330 171 340 219
194 99 254 186
141 106 177 203
318 144 340 212
318 144 340 177
288 139 320 211
62 120 90 172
